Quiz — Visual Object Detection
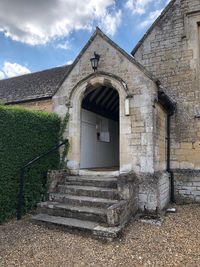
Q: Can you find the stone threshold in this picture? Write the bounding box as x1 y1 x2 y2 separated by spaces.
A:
78 169 120 177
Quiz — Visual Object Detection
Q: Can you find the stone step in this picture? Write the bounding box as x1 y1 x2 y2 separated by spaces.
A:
64 176 117 189
32 214 123 239
49 193 118 208
37 201 107 224
58 185 119 200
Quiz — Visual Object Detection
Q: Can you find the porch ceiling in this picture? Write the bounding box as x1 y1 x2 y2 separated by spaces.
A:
82 86 119 121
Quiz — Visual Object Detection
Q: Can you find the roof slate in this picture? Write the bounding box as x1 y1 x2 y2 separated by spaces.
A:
0 65 71 104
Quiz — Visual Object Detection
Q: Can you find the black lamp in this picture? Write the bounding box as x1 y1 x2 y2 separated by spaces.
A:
90 52 100 71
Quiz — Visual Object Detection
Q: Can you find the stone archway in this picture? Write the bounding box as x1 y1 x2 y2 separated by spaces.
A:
67 72 132 174
80 85 119 170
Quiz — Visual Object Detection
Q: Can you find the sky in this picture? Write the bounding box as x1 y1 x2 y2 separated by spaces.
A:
0 0 170 80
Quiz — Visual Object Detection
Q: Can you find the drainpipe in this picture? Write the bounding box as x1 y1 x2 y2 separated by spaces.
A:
166 113 175 203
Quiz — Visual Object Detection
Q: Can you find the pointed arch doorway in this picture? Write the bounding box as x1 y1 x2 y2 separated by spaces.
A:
80 85 119 170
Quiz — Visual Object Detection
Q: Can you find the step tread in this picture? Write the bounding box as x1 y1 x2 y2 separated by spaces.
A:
58 185 118 192
66 176 118 182
38 201 106 215
32 214 122 235
50 193 118 204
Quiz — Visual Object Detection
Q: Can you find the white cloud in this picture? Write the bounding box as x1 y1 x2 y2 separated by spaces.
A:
0 0 121 45
56 41 71 50
125 0 165 15
125 0 152 14
0 71 5 80
140 9 163 27
99 10 122 36
66 60 73 65
1 62 31 78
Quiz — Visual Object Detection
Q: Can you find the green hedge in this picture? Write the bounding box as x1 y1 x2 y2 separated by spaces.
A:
0 105 61 223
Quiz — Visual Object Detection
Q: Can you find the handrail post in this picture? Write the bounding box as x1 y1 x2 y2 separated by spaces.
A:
17 169 25 220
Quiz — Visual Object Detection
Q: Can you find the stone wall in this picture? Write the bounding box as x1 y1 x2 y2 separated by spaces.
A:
134 0 200 170
174 169 200 203
138 171 170 211
133 0 200 202
158 172 170 209
11 98 53 112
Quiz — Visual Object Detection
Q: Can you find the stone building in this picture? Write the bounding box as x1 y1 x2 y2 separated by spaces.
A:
133 0 200 203
0 0 199 237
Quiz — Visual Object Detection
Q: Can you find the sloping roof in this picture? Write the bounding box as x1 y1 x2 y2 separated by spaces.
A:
131 0 176 56
60 27 158 88
0 27 159 105
0 65 71 104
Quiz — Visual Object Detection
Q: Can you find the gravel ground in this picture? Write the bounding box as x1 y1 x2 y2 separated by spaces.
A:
0 204 200 267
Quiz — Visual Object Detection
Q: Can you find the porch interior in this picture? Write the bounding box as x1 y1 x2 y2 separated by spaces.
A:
80 85 120 170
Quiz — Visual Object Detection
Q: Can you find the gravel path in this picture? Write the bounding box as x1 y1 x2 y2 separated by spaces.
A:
0 204 200 266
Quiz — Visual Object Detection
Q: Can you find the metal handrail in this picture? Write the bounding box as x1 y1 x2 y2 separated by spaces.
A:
17 139 68 220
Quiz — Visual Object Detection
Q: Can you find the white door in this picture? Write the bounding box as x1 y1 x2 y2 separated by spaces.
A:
80 109 119 169
80 121 97 168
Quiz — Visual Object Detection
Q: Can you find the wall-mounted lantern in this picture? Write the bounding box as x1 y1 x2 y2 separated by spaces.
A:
90 52 100 72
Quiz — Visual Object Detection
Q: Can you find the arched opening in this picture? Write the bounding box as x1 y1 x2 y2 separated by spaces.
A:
67 73 132 173
80 85 119 170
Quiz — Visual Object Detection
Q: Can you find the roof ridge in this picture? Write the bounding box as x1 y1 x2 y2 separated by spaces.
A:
131 0 176 55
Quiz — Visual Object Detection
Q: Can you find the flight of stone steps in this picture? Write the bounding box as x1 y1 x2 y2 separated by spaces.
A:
33 175 129 239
